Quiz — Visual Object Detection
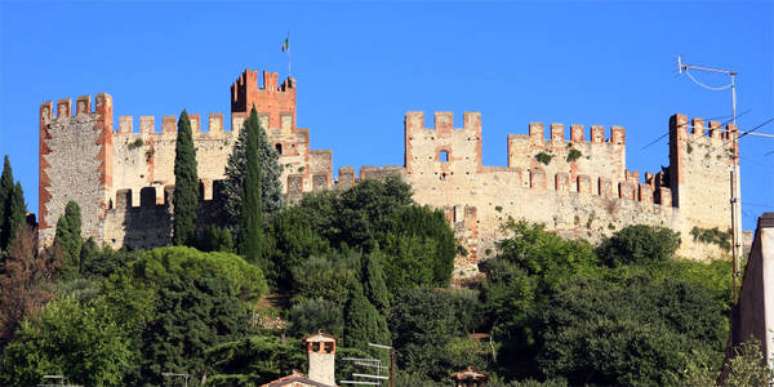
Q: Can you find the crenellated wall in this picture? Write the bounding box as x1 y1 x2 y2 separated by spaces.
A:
39 68 333 249
39 68 738 278
393 111 736 273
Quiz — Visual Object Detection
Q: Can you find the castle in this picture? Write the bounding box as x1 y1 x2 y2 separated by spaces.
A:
38 68 739 275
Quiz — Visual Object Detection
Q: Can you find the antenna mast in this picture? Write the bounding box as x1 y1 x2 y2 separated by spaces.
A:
677 56 742 298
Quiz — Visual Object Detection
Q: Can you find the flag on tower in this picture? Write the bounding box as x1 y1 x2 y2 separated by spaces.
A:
281 35 290 53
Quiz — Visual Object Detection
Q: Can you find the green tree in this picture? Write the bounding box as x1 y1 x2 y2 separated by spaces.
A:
0 157 27 253
291 253 360 307
0 296 135 387
172 110 199 246
132 247 267 384
53 201 82 277
537 272 728 386
288 298 344 340
265 204 332 289
362 249 390 313
206 335 305 386
344 283 390 350
389 288 481 380
222 108 282 226
597 224 681 267
238 108 265 263
196 225 235 253
0 155 11 252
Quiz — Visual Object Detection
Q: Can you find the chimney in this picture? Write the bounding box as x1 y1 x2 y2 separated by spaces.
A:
305 332 336 386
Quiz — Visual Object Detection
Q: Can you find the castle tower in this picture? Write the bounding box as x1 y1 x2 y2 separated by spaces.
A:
668 113 738 256
230 69 333 196
38 94 114 245
304 332 336 386
230 69 296 131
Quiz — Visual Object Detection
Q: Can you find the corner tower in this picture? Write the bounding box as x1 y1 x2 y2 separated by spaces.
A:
39 94 114 245
668 113 738 256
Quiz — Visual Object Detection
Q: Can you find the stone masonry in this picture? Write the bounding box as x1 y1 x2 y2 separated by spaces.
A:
39 68 739 276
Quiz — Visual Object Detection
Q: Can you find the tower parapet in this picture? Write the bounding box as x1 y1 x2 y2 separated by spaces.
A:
230 69 296 130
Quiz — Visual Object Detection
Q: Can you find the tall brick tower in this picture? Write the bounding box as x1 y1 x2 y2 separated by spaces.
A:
230 69 296 130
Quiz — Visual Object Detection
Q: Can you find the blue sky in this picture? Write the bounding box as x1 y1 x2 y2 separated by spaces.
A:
1 1 772 229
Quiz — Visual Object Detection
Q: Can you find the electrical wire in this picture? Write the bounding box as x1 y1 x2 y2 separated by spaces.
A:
739 117 774 139
639 110 750 151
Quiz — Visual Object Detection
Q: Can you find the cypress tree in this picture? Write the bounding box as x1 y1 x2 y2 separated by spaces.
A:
0 156 14 251
238 107 264 262
222 108 282 229
4 183 26 252
172 110 199 246
344 283 391 350
54 201 82 276
363 249 391 313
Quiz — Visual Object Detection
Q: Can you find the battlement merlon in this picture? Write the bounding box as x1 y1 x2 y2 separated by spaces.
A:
670 113 739 148
404 112 483 135
116 112 228 137
525 122 625 145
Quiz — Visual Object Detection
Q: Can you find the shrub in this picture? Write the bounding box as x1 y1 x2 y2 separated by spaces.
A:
597 224 680 267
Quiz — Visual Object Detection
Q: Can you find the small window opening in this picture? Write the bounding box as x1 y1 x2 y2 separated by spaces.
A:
439 150 449 162
275 143 283 155
324 342 334 353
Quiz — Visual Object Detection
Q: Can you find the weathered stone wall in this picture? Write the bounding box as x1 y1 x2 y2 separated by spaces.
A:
668 114 738 259
394 111 691 274
38 94 113 245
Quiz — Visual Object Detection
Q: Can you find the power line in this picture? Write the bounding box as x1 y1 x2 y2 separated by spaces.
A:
639 109 751 151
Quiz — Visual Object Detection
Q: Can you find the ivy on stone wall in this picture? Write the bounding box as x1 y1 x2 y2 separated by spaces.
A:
690 226 732 250
535 152 554 166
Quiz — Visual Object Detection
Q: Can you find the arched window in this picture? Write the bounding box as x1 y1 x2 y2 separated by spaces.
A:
439 150 449 163
275 143 283 155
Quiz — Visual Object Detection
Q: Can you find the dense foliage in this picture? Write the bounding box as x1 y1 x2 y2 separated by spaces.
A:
0 245 267 386
172 110 200 246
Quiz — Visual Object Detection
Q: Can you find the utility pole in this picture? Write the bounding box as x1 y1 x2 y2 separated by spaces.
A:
677 56 742 299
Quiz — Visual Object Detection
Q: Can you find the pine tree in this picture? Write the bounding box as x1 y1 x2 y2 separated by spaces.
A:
222 108 282 230
344 283 391 350
172 110 199 246
363 249 391 313
53 201 82 276
0 156 15 251
238 108 265 262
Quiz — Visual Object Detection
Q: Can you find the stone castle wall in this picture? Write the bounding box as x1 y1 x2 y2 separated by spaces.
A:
39 68 739 273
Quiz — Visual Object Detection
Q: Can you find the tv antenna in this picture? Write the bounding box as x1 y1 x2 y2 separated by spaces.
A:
677 56 742 296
